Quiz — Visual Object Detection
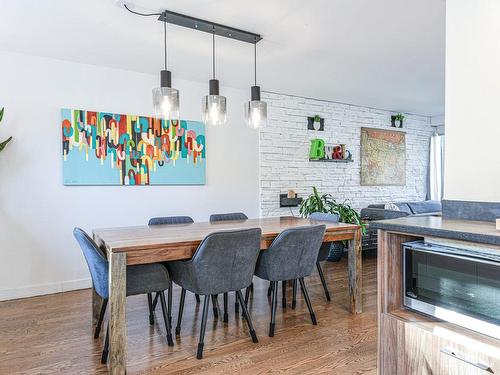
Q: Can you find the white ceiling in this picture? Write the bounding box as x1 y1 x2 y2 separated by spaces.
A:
0 0 445 115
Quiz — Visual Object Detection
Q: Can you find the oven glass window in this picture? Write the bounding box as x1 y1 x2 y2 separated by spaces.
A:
405 248 500 325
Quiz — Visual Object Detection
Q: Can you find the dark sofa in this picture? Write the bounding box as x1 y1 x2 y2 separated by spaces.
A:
360 200 442 251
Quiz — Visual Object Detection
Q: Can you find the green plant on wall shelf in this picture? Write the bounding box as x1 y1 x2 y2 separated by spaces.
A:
313 115 321 122
394 113 405 121
0 108 13 153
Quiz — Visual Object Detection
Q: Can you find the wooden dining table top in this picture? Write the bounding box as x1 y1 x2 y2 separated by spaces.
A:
93 216 360 256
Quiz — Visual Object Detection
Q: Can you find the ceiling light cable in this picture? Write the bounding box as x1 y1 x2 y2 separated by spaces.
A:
123 4 162 17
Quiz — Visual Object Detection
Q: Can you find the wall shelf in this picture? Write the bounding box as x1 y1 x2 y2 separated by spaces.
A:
279 194 303 207
309 158 354 163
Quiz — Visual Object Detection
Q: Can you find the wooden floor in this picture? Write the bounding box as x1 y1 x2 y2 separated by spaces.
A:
0 254 377 375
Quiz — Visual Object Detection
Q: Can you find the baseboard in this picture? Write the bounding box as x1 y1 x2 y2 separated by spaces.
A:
0 278 92 301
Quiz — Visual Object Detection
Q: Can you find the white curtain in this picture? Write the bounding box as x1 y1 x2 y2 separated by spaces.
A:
429 134 445 200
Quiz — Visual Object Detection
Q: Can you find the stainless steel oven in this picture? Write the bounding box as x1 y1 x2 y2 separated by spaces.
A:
403 240 500 340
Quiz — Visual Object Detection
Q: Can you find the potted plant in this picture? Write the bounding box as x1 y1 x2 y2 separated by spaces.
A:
391 113 405 128
313 115 322 131
299 187 365 261
0 108 12 153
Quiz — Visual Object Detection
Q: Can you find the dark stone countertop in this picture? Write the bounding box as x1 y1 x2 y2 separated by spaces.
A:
371 215 500 246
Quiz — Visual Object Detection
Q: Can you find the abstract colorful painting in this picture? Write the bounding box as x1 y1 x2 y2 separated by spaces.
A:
61 109 205 185
360 127 406 186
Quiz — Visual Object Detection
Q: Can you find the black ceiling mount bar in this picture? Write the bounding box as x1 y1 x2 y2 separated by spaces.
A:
158 10 262 44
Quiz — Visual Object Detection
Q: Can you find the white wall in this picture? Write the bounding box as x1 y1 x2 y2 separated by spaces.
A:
445 0 500 202
260 92 433 216
0 51 259 300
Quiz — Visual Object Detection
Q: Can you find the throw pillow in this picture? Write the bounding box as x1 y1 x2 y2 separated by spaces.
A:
384 203 400 211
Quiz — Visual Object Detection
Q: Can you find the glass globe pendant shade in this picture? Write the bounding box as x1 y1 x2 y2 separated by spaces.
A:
153 70 179 121
244 100 267 129
202 79 227 126
244 85 267 129
152 86 179 120
202 95 227 126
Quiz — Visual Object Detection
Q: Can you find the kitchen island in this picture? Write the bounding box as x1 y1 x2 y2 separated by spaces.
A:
372 216 500 375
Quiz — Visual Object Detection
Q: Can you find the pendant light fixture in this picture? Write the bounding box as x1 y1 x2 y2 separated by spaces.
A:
244 40 267 129
202 28 227 126
152 12 180 121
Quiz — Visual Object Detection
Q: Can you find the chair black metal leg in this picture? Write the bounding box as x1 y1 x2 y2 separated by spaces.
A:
159 291 174 346
223 292 228 323
235 291 240 313
152 291 160 310
316 261 331 302
236 290 258 343
211 294 219 319
292 279 297 309
195 294 200 303
176 288 186 335
267 281 272 297
250 282 254 293
245 286 251 306
269 281 278 337
168 280 173 326
94 298 107 338
242 286 251 319
299 278 317 325
147 293 155 326
101 323 109 364
282 280 287 309
197 295 210 359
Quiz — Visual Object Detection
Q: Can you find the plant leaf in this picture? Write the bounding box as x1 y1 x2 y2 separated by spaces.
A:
0 136 12 153
0 107 3 123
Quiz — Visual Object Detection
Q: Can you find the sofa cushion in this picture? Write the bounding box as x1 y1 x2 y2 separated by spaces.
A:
368 204 385 209
407 200 442 214
394 203 413 214
360 207 410 221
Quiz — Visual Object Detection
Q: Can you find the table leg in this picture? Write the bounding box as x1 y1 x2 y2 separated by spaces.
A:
348 228 362 314
108 251 127 375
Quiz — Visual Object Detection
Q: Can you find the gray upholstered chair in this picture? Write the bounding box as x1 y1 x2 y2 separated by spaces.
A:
294 212 341 304
209 212 248 222
209 212 250 321
73 228 174 364
254 225 326 337
168 228 261 359
148 216 194 226
148 216 199 321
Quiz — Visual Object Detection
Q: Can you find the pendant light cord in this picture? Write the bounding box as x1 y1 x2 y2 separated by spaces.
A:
254 40 257 86
164 16 167 70
212 27 216 79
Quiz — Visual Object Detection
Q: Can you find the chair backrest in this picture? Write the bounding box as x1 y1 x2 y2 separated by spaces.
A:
309 212 340 223
73 228 109 299
309 212 340 261
209 212 248 222
257 225 326 281
148 216 194 226
187 228 262 294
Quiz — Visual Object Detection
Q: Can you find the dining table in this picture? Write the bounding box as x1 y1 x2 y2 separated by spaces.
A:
92 216 362 375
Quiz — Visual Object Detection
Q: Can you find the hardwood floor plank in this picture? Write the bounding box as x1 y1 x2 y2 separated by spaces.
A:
0 254 377 375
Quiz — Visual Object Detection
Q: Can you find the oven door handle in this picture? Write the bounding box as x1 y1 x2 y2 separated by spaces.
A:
440 348 494 373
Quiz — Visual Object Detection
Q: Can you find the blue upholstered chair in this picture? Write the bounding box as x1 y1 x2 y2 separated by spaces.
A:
254 225 326 337
147 216 199 321
209 212 250 321
168 228 261 359
73 228 174 364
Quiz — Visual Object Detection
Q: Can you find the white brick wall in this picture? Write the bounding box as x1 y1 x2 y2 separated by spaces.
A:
260 92 434 217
